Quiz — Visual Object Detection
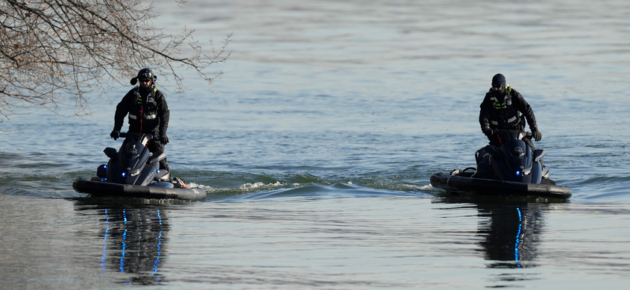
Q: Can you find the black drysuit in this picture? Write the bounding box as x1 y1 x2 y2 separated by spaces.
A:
113 86 170 169
479 86 537 144
474 87 538 178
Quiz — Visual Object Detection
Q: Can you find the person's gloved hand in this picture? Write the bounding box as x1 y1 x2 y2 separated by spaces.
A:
159 134 169 145
531 127 542 141
110 130 120 140
482 126 494 138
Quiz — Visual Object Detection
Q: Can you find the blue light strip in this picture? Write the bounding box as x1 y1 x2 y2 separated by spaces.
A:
515 207 522 267
152 209 163 282
120 209 128 273
120 229 127 272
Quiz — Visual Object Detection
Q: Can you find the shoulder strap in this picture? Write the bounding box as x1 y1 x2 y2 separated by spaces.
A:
134 87 143 105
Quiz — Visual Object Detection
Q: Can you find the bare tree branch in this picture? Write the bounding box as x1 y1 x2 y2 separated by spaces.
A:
0 0 230 119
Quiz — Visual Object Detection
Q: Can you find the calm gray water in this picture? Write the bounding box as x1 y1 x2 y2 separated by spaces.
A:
2 0 630 289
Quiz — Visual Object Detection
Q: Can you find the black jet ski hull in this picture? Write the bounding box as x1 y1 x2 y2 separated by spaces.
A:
73 178 206 200
430 172 572 198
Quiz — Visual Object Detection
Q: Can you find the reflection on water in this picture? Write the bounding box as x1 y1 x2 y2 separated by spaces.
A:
75 199 169 285
437 195 556 269
100 208 167 285
476 203 545 269
435 197 553 286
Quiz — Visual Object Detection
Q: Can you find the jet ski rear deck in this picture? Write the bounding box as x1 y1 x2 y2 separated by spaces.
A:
430 129 572 199
430 171 572 198
73 178 206 200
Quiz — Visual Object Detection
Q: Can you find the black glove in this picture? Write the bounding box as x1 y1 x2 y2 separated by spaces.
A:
159 134 169 145
110 130 120 140
531 128 542 141
482 126 494 138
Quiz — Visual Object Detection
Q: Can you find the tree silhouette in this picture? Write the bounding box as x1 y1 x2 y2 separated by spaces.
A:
0 0 230 118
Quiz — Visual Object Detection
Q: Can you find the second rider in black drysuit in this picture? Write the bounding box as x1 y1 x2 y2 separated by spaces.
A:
479 73 541 145
474 73 542 179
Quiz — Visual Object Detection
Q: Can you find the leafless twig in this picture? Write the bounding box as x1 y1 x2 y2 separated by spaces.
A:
0 0 230 119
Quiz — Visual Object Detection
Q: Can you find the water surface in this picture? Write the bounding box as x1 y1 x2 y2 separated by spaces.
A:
1 0 630 288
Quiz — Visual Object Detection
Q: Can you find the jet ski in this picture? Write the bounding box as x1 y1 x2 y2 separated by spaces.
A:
430 130 571 198
73 133 206 200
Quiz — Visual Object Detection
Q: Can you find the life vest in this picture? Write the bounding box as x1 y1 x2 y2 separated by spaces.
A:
128 86 160 133
488 86 522 129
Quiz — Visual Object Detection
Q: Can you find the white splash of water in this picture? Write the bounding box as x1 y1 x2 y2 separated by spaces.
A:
188 182 214 191
239 181 285 191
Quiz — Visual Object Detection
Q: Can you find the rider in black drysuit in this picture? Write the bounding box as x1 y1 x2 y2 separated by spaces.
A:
474 73 542 178
110 68 171 172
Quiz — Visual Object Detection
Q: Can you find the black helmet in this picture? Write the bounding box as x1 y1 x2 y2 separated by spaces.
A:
130 68 157 85
491 73 506 88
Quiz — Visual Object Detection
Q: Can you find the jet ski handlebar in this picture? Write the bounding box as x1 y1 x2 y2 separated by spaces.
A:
119 132 158 140
493 129 532 140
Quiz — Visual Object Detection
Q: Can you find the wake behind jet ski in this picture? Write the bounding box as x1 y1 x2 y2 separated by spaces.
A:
73 133 206 200
430 129 571 198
